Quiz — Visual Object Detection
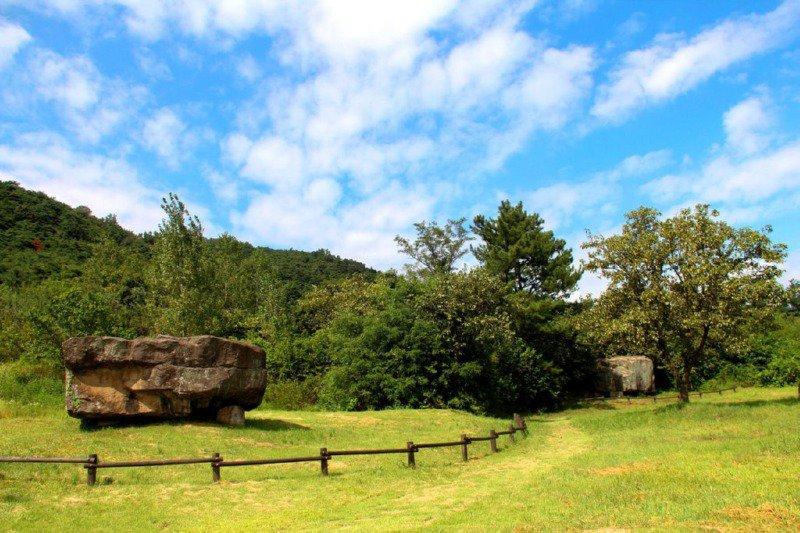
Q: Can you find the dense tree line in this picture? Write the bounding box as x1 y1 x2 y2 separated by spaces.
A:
1 181 797 411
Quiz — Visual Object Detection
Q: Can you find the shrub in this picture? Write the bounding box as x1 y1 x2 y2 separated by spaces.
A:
0 360 63 406
261 378 321 410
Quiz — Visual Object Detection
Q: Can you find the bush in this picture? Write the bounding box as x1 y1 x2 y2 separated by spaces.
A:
760 340 800 385
0 361 63 406
701 363 761 390
261 378 321 410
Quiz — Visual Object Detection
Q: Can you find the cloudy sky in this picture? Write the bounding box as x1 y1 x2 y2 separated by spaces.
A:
2 0 800 292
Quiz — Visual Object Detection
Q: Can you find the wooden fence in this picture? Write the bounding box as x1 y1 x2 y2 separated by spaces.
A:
582 386 740 404
0 414 529 486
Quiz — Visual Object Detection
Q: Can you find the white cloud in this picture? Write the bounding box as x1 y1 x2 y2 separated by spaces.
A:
235 55 261 82
0 132 164 232
592 0 800 122
196 2 595 265
723 94 774 155
642 97 800 224
6 1 597 268
232 180 433 268
0 18 31 68
229 16 593 183
526 149 673 229
20 49 146 143
141 108 196 168
31 50 100 110
241 136 304 189
221 133 252 166
205 169 239 203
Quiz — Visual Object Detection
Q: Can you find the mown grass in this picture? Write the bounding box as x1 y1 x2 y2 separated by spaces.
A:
0 377 798 531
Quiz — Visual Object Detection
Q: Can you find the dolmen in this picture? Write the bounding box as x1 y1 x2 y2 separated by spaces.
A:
597 356 655 396
62 335 267 426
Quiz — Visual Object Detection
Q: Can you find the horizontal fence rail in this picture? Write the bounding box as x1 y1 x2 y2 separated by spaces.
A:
0 456 90 464
92 457 218 468
327 448 409 456
219 456 321 467
413 441 465 449
582 386 740 404
0 414 529 486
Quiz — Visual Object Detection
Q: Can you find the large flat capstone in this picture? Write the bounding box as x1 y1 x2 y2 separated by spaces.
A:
63 335 267 424
597 356 655 395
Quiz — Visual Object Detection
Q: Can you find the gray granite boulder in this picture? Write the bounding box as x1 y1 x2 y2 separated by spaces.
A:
597 356 655 396
63 335 267 425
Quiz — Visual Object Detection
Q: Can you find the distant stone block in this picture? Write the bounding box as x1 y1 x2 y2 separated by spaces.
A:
597 356 655 395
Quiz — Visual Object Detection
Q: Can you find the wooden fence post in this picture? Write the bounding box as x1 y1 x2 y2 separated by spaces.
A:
514 414 529 437
460 434 469 462
513 413 528 436
508 423 515 443
211 452 221 483
407 441 416 468
86 454 98 486
320 448 329 476
489 430 498 453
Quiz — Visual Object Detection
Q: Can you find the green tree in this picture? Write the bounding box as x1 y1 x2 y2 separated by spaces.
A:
395 218 470 275
145 194 218 335
787 280 800 316
580 205 785 401
472 200 580 297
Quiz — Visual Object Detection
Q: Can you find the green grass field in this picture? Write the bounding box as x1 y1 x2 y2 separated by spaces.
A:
1 385 799 531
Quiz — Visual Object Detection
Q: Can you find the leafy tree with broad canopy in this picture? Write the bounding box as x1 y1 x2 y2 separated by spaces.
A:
472 200 580 298
395 218 470 275
579 205 785 402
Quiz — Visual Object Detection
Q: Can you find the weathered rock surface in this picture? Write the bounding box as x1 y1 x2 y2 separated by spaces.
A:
597 356 654 395
63 335 267 425
216 405 245 427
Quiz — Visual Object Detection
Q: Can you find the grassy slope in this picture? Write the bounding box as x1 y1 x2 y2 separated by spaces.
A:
0 387 799 531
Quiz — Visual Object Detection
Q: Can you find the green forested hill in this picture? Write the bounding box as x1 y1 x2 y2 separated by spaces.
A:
0 181 145 287
0 180 374 291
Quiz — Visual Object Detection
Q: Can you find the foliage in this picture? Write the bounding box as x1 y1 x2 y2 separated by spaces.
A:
750 314 800 385
580 205 786 401
472 200 580 297
262 377 321 410
787 279 800 316
288 270 564 413
0 181 142 287
395 218 470 274
0 360 63 406
471 200 593 400
3 181 796 412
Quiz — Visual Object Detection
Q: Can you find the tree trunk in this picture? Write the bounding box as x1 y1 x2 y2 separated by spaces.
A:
678 363 691 403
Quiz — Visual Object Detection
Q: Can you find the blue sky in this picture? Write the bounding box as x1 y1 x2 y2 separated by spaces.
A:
1 0 800 293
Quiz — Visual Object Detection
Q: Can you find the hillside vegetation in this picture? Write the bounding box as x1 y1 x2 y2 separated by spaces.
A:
0 385 797 530
2 182 798 414
0 182 375 366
